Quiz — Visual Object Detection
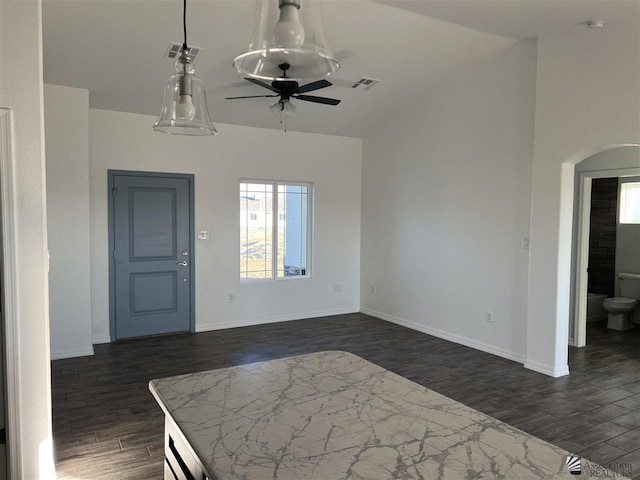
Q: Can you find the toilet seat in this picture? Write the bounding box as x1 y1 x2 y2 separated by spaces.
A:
604 297 637 306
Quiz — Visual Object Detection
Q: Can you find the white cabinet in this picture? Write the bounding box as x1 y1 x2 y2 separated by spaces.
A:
163 416 211 480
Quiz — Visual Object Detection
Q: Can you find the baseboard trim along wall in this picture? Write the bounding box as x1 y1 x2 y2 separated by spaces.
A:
361 307 527 365
90 308 360 345
92 334 112 345
196 307 360 333
50 346 95 361
524 359 570 378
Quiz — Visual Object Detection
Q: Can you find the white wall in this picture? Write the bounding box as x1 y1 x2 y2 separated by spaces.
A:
616 176 640 300
360 40 537 362
527 25 640 376
44 84 94 360
0 0 55 478
89 109 362 343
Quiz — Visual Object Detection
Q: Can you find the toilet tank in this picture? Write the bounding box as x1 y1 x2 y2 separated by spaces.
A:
618 272 640 298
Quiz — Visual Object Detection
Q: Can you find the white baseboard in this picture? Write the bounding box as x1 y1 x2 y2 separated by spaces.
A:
524 359 570 378
196 307 359 333
50 345 95 361
92 334 112 344
360 307 526 364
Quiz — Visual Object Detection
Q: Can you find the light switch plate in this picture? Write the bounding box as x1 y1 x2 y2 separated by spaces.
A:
198 230 210 240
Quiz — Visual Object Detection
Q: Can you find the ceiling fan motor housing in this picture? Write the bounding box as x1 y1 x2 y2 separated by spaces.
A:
272 80 299 99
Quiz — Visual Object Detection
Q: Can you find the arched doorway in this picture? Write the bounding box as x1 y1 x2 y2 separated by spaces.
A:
571 145 640 347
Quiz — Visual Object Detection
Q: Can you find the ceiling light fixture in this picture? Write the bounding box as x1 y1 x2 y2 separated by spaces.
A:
225 62 340 132
233 0 340 81
153 0 217 136
270 98 297 131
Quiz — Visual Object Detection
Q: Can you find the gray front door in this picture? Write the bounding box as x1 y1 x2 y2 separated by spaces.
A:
112 173 192 340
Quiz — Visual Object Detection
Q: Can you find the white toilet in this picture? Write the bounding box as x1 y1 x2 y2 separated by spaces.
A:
603 272 640 330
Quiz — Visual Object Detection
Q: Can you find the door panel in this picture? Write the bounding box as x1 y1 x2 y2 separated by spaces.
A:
130 188 177 259
130 271 178 314
113 175 191 340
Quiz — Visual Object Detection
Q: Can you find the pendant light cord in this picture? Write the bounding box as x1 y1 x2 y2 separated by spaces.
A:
182 0 188 52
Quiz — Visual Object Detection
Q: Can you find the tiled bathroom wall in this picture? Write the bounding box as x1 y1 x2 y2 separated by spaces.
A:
587 178 618 297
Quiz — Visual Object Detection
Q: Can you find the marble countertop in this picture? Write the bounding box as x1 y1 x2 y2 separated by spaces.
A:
149 350 623 479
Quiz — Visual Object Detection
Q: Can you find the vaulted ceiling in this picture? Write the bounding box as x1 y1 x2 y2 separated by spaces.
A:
42 0 639 138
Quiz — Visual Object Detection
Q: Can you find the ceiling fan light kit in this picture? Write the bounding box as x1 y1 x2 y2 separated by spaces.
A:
269 98 297 132
269 100 296 116
153 0 217 136
233 0 340 81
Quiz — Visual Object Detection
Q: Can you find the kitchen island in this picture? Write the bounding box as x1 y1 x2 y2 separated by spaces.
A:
149 350 616 479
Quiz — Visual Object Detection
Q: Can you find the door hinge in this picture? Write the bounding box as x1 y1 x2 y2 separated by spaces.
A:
112 188 117 199
113 250 117 260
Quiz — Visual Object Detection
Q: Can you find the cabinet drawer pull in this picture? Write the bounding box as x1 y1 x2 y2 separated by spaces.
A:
169 436 196 480
165 459 179 480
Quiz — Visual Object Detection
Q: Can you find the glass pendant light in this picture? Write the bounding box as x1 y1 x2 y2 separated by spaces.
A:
153 0 217 135
233 0 339 81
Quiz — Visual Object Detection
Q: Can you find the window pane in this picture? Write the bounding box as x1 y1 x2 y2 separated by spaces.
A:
277 184 308 278
620 182 640 224
240 182 274 280
241 181 310 281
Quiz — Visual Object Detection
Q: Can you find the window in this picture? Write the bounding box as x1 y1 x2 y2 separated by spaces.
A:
240 181 311 281
619 182 640 224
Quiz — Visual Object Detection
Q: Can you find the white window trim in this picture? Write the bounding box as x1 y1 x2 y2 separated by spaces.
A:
619 181 640 225
240 179 314 283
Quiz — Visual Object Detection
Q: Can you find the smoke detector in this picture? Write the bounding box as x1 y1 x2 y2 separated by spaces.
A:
585 20 606 29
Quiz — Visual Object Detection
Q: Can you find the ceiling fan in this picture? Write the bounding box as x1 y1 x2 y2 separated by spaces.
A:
225 63 341 118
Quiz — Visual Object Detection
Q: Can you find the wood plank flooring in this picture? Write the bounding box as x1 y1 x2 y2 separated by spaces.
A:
52 313 640 479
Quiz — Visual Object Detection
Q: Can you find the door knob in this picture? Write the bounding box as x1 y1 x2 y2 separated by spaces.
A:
177 261 188 266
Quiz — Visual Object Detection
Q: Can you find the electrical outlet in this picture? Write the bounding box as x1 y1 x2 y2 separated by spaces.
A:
228 294 235 303
522 236 530 249
371 285 377 295
334 284 342 293
485 311 493 323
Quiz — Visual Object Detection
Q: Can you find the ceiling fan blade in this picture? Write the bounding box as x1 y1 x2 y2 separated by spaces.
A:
294 94 341 106
295 79 333 94
225 95 279 99
245 78 280 93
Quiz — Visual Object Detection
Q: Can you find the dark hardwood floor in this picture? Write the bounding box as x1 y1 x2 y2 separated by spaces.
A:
52 313 640 479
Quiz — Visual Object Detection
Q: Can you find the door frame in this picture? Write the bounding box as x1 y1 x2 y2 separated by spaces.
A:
108 170 196 341
573 166 640 347
0 108 19 477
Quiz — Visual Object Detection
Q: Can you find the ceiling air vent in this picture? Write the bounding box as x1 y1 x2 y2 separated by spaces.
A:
350 77 381 91
165 42 202 60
